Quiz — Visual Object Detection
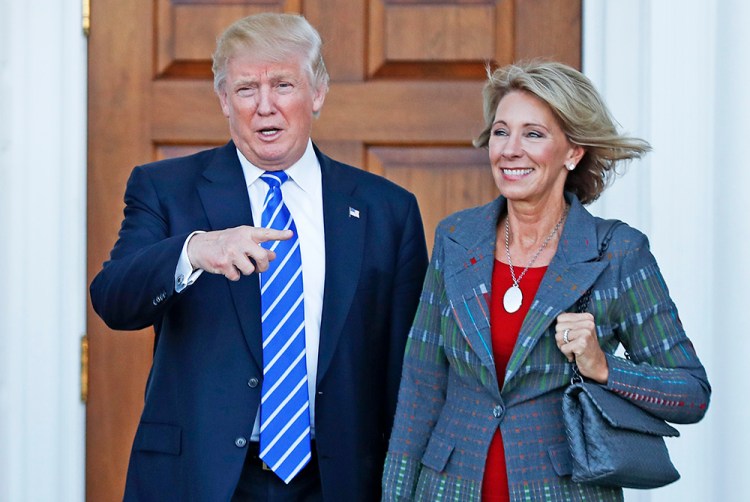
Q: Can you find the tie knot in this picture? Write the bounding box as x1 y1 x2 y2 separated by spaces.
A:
260 171 289 189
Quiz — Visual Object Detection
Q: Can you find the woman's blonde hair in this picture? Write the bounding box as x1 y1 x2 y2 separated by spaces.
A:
474 60 651 204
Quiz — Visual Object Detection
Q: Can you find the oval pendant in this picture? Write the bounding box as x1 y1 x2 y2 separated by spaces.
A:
503 285 523 313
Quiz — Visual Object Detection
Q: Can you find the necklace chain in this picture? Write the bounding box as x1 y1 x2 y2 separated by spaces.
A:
504 206 569 287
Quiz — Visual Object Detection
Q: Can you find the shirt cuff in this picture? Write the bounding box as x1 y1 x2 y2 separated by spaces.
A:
175 231 205 293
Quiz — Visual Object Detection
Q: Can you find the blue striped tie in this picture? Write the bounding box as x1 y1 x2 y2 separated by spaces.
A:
258 171 311 484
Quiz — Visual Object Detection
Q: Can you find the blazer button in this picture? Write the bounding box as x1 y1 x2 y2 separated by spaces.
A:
492 405 504 418
247 378 259 388
235 437 247 448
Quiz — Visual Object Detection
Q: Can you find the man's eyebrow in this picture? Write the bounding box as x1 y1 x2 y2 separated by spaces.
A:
230 77 258 87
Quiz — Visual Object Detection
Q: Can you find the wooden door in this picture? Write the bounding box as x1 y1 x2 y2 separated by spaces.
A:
86 0 581 499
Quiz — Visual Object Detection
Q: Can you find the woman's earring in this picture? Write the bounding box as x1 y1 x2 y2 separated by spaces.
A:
565 162 576 171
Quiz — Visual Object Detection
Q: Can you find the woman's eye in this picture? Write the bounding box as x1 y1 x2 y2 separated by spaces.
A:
492 129 508 137
527 130 544 138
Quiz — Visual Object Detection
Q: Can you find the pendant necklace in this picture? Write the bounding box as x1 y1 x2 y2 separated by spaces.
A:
503 206 569 313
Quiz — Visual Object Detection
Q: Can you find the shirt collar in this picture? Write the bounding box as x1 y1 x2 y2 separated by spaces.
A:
236 139 319 193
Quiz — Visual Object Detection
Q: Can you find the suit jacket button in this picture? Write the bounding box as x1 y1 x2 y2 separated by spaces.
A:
235 437 247 448
493 405 504 418
247 378 259 388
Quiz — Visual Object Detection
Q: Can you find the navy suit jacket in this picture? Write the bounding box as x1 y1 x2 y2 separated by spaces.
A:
90 141 428 501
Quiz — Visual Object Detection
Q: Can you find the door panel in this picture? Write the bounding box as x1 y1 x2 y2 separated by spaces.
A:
87 0 581 499
369 146 497 250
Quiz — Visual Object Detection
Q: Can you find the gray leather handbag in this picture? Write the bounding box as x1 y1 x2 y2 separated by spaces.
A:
563 372 681 488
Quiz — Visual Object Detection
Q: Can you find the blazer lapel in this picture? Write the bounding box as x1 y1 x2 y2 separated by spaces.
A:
441 199 503 397
503 195 609 390
316 150 366 384
196 141 263 370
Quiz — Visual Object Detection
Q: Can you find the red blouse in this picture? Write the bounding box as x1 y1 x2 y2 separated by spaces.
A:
482 260 547 502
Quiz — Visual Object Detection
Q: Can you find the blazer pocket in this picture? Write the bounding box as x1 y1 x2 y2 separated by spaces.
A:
420 433 454 473
133 422 182 456
548 443 572 477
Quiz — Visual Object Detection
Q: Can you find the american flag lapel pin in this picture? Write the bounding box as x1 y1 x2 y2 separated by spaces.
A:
348 207 360 218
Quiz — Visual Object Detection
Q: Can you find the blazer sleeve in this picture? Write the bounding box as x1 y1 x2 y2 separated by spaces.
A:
604 228 711 424
382 226 450 501
90 165 190 331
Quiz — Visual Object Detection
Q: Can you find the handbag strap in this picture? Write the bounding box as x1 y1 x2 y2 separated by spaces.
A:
574 219 623 313
571 219 624 382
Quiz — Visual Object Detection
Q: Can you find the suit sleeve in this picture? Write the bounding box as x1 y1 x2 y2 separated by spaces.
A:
384 194 429 430
90 165 190 331
382 226 449 501
604 230 711 424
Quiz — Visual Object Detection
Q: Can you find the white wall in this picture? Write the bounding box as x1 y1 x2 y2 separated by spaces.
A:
0 0 87 501
0 0 746 500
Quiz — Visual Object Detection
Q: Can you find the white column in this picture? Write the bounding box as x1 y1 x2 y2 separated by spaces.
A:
645 3 717 500
0 0 87 500
584 0 653 232
711 0 750 500
584 1 718 501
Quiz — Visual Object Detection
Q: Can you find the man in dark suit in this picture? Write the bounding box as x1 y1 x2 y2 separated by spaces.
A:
90 13 428 502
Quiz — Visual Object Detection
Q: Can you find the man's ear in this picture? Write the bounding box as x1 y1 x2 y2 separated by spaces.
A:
218 89 231 118
312 85 327 115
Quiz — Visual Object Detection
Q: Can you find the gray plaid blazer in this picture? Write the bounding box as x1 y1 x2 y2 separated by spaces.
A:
382 194 710 501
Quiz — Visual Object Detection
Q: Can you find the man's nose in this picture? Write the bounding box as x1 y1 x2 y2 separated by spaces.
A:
256 88 275 114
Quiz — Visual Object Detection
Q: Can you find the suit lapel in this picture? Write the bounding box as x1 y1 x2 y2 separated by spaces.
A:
316 150 366 384
502 196 608 390
441 199 503 397
196 142 263 370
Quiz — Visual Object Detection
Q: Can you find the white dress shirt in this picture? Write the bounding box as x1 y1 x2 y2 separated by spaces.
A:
174 140 326 440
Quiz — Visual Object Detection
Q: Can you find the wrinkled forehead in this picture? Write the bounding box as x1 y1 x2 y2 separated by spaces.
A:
224 52 310 82
227 44 310 74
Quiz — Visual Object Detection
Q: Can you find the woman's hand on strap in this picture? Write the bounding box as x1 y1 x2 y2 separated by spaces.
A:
555 312 609 384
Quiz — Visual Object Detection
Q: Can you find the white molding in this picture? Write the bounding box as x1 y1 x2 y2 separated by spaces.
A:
0 0 86 500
